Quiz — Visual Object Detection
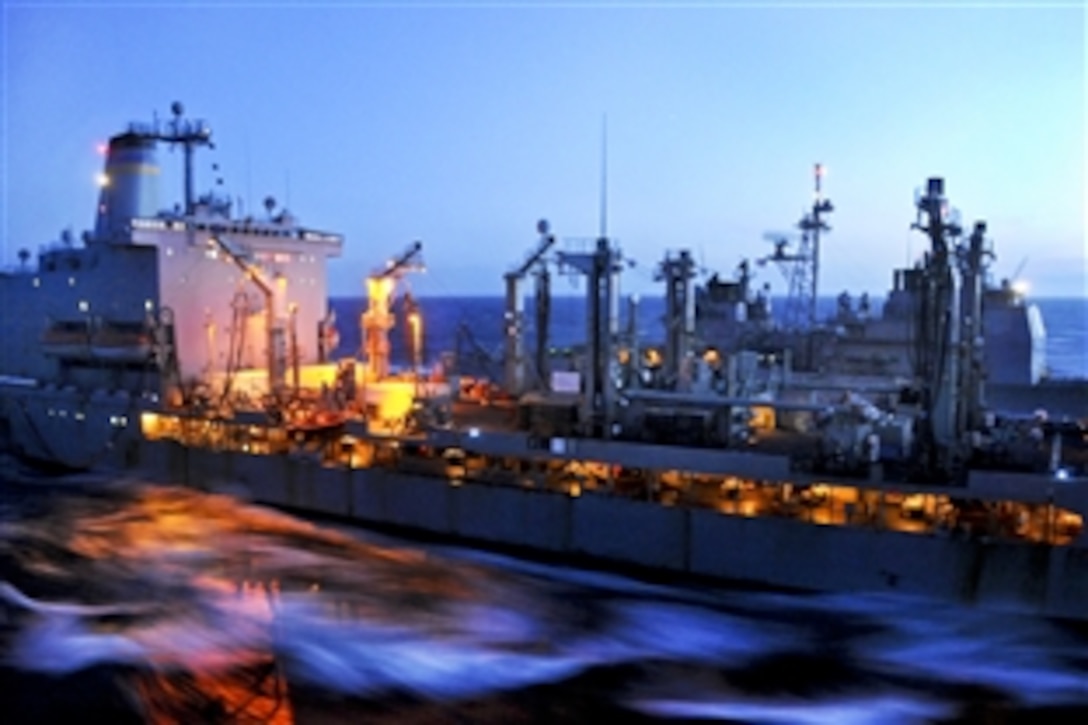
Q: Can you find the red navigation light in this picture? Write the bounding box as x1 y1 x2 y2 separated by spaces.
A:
95 142 108 156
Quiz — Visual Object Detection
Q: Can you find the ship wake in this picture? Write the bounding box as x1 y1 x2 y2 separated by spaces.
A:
1 477 1087 723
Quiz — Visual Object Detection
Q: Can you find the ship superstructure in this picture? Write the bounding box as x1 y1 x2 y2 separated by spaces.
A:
2 105 1088 619
693 168 1051 402
0 104 342 466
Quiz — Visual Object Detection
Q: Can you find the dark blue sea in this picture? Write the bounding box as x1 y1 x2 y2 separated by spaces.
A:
329 295 1088 380
1 296 1086 722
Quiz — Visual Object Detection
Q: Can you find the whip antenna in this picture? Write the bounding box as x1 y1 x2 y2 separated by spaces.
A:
599 114 608 239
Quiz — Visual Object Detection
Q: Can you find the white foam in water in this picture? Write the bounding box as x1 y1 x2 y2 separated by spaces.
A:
0 581 147 617
871 630 1088 705
4 580 276 674
742 586 1088 707
450 601 545 646
9 609 148 673
570 600 784 665
828 597 1088 706
630 695 952 724
270 596 588 698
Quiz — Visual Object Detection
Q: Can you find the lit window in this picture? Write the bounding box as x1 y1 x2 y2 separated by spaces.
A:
32 278 40 288
166 247 174 256
68 277 76 286
78 300 89 312
144 299 154 311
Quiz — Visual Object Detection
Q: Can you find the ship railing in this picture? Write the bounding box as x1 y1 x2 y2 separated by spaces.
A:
137 407 1084 548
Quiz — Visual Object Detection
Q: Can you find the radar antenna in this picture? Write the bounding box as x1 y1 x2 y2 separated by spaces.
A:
759 164 833 332
157 102 215 214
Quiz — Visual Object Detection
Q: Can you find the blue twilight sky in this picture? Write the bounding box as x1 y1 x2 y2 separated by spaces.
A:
2 1 1085 299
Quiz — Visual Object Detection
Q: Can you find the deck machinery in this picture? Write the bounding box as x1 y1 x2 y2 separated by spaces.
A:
499 176 1081 484
502 221 555 396
362 241 424 382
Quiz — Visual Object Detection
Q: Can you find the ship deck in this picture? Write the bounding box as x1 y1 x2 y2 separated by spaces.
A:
137 399 1086 551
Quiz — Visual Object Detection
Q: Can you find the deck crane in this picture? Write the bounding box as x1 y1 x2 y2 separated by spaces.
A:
655 249 698 388
503 220 556 396
362 241 424 381
207 233 290 395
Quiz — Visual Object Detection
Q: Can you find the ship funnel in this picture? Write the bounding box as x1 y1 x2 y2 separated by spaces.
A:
94 131 160 239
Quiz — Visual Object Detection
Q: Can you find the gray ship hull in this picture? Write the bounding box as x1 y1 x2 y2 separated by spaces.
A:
0 382 135 471
125 436 1088 621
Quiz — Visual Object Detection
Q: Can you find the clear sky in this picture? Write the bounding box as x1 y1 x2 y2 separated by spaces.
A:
2 1 1085 299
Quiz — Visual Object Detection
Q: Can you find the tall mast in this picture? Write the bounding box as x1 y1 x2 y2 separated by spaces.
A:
801 163 833 329
156 102 214 215
599 114 608 240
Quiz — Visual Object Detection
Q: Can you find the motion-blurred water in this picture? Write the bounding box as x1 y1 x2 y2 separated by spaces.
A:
2 477 1087 723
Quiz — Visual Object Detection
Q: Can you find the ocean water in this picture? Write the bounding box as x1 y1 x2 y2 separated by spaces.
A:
1043 298 1088 379
2 476 1088 723
329 295 1087 380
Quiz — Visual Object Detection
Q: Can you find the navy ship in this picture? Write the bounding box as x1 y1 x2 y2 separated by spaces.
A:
2 105 1087 619
691 165 1064 411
